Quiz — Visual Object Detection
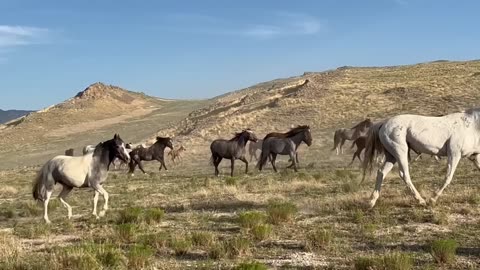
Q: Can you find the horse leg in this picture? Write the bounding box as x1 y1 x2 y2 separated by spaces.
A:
43 190 53 224
239 157 249 174
270 154 278 173
137 160 147 174
92 185 109 217
340 139 346 154
161 158 168 171
214 157 222 176
128 159 138 176
289 152 298 172
58 185 73 219
230 159 235 177
369 152 396 208
395 148 427 206
430 152 461 204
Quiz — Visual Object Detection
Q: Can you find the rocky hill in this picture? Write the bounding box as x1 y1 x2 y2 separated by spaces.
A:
0 82 208 168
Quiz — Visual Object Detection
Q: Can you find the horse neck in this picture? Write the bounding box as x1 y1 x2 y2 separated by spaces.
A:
91 145 113 175
234 135 249 149
289 131 306 146
153 143 168 152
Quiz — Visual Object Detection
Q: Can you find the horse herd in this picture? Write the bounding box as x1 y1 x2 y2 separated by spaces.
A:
31 108 480 223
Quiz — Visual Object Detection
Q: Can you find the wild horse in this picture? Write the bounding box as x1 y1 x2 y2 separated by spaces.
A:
210 129 258 176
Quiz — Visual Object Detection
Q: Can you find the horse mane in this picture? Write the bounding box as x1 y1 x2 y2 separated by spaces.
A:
266 125 309 139
156 136 171 144
351 118 372 130
229 132 244 141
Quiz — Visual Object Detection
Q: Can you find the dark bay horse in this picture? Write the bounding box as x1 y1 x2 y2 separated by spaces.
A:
257 125 312 172
33 134 131 223
210 129 258 176
128 137 173 175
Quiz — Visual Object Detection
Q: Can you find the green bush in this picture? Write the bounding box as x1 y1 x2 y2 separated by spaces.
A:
238 211 267 229
267 200 298 224
430 239 458 265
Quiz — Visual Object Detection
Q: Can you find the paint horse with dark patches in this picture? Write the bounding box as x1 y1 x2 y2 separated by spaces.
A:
258 125 313 172
32 134 131 223
128 137 173 175
210 129 258 177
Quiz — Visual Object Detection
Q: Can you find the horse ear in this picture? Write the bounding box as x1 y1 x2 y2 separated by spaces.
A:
114 134 119 139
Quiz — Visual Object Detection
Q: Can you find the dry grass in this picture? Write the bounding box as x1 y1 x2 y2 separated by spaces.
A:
1 154 480 269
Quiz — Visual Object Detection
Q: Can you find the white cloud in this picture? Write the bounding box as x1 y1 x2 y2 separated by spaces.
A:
164 12 324 40
242 14 322 39
393 0 408 6
0 25 49 48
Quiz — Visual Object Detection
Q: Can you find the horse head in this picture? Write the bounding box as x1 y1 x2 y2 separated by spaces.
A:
112 134 131 163
156 136 174 150
244 129 258 142
302 126 313 146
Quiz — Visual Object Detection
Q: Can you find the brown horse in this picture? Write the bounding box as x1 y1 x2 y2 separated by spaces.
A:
168 145 186 164
128 137 173 175
332 118 372 155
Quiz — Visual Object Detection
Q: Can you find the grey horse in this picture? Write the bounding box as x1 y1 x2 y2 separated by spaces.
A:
210 129 258 177
257 125 312 172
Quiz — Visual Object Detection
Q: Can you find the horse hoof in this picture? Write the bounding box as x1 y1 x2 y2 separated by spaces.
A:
99 211 106 217
428 198 437 206
131 174 135 177
45 219 51 224
419 199 428 207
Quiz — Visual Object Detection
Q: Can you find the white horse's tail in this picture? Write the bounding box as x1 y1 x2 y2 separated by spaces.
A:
32 163 49 202
361 122 385 183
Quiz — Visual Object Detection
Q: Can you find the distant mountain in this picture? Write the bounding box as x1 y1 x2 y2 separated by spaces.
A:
0 109 33 124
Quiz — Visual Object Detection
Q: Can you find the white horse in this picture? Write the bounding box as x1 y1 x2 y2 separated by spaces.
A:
83 145 95 155
363 108 480 208
33 134 131 223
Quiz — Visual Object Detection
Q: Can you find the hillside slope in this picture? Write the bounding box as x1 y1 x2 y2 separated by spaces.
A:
158 60 480 150
1 60 479 169
0 82 209 169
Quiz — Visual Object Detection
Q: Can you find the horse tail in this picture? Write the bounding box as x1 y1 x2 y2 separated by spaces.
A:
256 143 270 169
32 163 49 202
332 130 342 151
209 155 214 166
361 122 385 183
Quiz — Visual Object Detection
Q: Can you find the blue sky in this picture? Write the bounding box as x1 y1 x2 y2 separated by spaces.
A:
0 0 479 110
